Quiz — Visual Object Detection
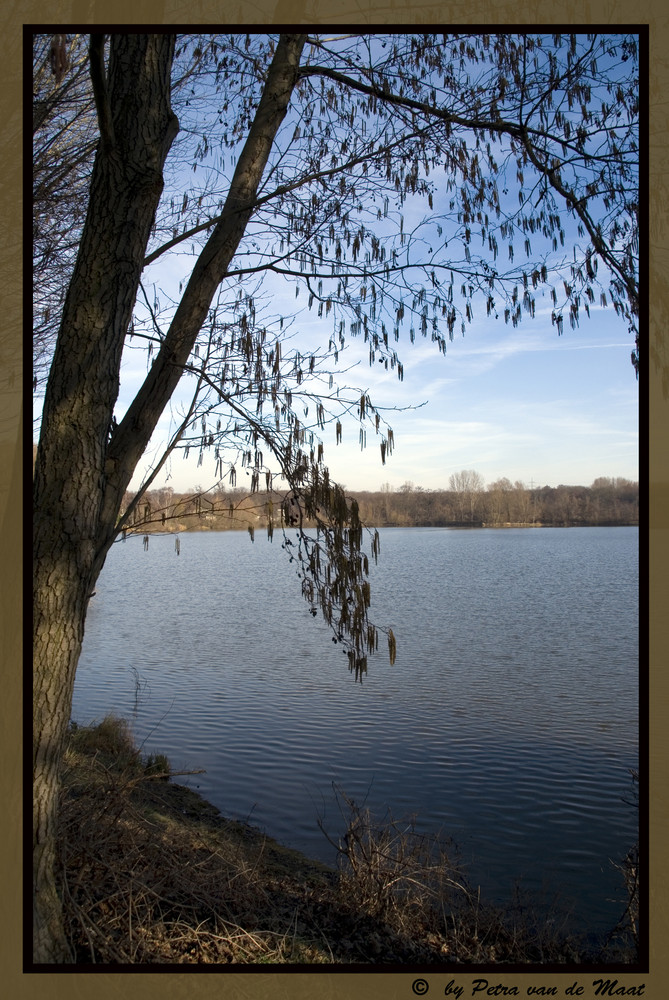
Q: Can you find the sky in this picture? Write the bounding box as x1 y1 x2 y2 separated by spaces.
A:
123 276 639 495
33 201 639 497
121 36 639 497
34 33 640 498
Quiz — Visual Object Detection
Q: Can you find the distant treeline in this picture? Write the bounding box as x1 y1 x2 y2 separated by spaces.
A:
351 477 639 527
119 476 638 534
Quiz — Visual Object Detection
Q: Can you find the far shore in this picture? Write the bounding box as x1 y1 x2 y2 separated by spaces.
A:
126 519 639 535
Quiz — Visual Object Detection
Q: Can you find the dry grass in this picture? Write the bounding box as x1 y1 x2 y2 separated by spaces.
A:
59 716 336 963
56 717 639 966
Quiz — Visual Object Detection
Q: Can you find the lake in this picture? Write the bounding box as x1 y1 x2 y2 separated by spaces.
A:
71 525 639 941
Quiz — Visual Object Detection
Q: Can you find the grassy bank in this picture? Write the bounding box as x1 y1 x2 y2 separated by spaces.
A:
57 716 638 966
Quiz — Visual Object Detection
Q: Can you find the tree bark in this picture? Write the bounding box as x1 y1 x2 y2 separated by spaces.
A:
32 33 178 963
32 32 306 964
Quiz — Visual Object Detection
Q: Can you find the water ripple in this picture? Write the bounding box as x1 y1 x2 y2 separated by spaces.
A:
73 526 639 935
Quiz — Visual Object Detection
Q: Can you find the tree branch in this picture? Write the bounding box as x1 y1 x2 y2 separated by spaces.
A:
89 34 115 150
299 58 638 318
518 126 638 315
105 34 308 529
142 122 434 268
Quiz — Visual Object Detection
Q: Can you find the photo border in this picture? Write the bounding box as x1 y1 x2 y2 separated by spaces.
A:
8 4 662 999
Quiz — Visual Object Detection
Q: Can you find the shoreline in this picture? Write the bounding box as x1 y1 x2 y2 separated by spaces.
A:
128 520 640 535
56 716 639 966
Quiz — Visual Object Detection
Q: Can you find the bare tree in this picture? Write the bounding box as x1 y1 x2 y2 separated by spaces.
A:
33 34 98 394
33 31 639 962
486 476 514 524
449 469 486 522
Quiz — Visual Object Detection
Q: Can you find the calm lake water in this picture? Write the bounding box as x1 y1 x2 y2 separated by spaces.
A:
71 526 639 939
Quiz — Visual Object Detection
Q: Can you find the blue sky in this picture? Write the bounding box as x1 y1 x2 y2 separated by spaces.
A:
38 32 638 499
124 276 638 495
123 35 639 497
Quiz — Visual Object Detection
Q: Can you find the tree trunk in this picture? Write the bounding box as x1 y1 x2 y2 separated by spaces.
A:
32 34 178 963
32 32 307 964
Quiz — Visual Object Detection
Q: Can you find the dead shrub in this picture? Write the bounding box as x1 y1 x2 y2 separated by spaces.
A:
318 784 590 964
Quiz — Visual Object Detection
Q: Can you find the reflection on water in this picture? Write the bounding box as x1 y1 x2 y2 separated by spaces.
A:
72 526 639 936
